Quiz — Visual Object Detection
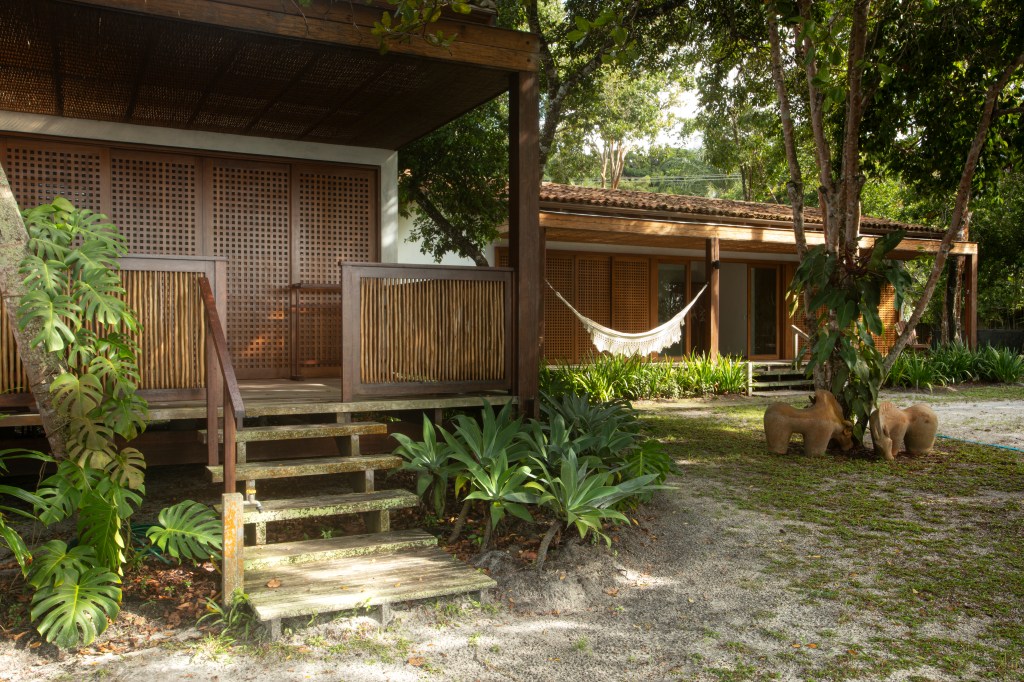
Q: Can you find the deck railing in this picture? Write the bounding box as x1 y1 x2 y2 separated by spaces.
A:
0 255 228 407
199 276 244 488
340 262 513 401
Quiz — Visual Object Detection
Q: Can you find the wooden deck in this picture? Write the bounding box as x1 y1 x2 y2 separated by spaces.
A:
0 378 516 427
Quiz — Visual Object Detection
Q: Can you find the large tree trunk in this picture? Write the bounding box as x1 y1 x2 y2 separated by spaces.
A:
0 164 68 456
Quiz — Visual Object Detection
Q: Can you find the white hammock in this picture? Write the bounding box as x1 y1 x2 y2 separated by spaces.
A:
547 282 707 356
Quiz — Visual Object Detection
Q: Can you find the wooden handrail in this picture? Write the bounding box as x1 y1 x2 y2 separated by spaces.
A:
199 276 244 494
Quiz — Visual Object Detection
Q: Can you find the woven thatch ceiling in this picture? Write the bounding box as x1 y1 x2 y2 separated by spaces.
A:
0 0 514 149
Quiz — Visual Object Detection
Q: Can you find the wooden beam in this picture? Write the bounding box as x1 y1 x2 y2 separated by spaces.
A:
706 238 720 360
539 212 977 256
72 0 539 72
509 71 540 418
964 252 979 350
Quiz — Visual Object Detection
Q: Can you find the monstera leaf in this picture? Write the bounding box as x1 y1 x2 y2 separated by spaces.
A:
51 373 103 419
30 565 121 648
26 540 97 589
17 290 80 352
146 500 223 562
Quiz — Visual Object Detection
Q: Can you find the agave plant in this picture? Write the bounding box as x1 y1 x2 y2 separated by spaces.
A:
527 448 660 570
977 346 1024 384
392 415 456 517
449 448 538 551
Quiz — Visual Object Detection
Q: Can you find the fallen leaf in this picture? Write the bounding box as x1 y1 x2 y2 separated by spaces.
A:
603 588 619 597
807 643 818 649
266 578 282 589
408 656 426 667
791 643 801 648
687 598 694 604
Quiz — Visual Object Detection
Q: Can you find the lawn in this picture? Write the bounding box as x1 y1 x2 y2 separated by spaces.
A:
644 397 1024 680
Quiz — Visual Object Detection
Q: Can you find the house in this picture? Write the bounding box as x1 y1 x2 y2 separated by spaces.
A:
498 183 978 364
0 0 542 631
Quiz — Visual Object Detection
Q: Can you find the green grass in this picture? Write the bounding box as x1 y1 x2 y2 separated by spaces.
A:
644 401 1024 680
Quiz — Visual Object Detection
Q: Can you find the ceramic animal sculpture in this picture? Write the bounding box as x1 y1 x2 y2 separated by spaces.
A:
869 402 938 461
763 390 854 456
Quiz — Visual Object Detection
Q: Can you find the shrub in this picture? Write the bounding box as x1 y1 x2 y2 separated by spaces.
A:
976 345 1024 383
886 351 948 390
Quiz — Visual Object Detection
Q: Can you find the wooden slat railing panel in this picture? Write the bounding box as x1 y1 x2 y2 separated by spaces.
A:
341 263 513 400
0 255 226 404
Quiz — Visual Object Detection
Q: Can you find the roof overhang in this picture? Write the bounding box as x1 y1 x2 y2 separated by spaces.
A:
1 0 539 149
530 208 976 259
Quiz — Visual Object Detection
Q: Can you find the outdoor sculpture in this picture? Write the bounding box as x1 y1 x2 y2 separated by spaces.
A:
869 402 938 461
763 390 854 456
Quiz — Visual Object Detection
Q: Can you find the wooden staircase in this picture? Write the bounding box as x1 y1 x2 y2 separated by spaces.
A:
204 415 495 638
749 361 815 394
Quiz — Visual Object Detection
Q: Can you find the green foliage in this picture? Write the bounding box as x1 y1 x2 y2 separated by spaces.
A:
198 590 261 641
790 235 913 440
146 500 223 563
28 541 121 648
540 353 750 402
0 449 52 576
885 344 1024 388
527 449 651 545
886 352 947 391
452 447 538 530
392 416 457 517
15 198 153 648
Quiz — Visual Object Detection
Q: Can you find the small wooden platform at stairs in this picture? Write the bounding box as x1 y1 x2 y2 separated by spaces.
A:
207 403 495 637
749 361 814 395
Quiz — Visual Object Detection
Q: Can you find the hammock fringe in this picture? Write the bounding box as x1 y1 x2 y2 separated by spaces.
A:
547 282 707 356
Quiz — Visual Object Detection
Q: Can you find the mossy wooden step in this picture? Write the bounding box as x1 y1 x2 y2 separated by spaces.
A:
243 529 438 571
199 422 387 444
214 490 419 524
752 379 816 388
206 455 402 483
245 545 496 622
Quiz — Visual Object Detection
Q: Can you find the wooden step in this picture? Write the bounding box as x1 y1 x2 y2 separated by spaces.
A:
245 545 496 622
243 529 438 571
752 379 816 388
214 490 420 524
199 421 387 444
206 454 402 483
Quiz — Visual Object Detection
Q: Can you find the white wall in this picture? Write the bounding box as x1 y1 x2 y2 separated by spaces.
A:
719 262 748 357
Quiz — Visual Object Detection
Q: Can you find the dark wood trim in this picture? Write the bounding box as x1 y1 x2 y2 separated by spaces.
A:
706 238 720 359
71 0 539 72
509 71 541 417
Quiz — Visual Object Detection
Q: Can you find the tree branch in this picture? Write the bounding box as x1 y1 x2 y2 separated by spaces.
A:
884 49 1024 372
408 185 490 267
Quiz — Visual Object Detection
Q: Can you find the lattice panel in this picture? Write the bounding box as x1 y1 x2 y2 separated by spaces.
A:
110 152 199 255
2 141 105 211
612 258 651 335
210 162 291 377
120 270 205 390
294 167 376 370
872 285 900 354
544 253 576 364
575 256 612 361
0 298 30 396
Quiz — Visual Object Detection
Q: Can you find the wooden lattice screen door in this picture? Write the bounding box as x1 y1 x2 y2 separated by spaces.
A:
1 135 379 383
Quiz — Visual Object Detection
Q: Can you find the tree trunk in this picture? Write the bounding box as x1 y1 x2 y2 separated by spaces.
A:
447 499 472 544
0 164 68 457
535 518 562 572
945 256 964 344
885 49 1024 372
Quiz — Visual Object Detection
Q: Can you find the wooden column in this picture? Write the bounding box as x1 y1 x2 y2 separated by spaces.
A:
964 251 978 349
705 238 720 359
508 71 541 417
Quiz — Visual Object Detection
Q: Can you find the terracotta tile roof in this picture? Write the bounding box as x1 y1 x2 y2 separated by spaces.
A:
539 183 942 235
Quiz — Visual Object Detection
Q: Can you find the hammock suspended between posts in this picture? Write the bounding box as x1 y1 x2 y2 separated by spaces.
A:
546 282 708 356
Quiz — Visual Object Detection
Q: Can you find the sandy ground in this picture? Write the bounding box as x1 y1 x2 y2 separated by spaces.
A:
1 390 1020 681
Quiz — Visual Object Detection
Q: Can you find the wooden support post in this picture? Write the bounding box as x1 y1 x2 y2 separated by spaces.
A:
705 238 720 359
336 413 360 457
509 70 541 418
964 252 978 350
221 492 245 606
